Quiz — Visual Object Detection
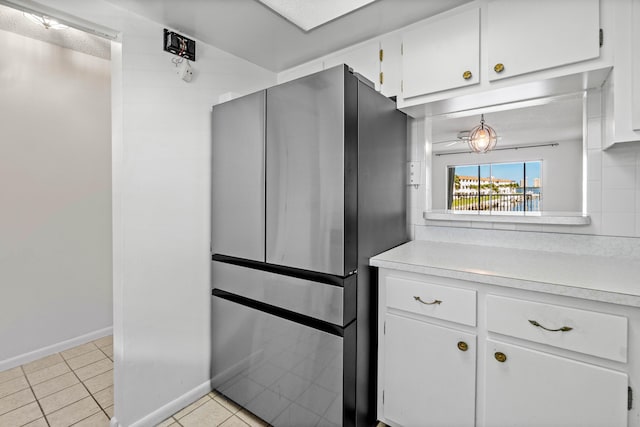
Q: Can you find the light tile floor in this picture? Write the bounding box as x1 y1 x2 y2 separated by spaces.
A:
0 336 113 427
157 392 268 427
0 337 270 427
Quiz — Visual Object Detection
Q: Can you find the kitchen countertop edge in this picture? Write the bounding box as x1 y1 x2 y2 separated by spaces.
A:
370 241 640 308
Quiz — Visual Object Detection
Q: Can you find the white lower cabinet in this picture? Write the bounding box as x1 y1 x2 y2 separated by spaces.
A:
485 340 628 427
377 269 634 427
383 313 476 427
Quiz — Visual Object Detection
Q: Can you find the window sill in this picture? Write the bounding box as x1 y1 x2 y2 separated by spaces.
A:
423 210 591 225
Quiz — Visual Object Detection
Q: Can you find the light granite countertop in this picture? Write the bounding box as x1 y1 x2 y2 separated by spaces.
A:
370 240 640 307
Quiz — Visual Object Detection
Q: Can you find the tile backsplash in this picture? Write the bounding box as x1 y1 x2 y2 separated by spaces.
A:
414 225 640 259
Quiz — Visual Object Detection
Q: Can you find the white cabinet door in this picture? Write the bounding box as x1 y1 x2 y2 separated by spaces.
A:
402 7 480 98
383 313 476 427
487 0 600 81
485 340 628 427
324 40 381 91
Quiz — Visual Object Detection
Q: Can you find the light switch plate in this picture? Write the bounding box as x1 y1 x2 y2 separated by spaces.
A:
408 161 422 185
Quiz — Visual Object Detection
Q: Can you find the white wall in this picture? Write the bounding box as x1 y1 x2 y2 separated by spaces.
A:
20 1 277 426
0 29 112 367
116 20 275 426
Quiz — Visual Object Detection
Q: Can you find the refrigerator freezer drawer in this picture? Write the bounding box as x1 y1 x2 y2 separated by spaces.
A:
212 295 347 427
212 259 355 326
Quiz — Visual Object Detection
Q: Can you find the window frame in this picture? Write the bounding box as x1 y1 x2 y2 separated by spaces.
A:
445 161 543 214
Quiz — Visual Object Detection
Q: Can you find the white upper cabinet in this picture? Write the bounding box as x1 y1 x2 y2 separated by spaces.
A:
394 0 605 106
487 0 600 81
601 0 640 147
402 7 480 98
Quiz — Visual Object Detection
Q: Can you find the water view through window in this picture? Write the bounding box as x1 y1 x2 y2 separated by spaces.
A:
447 161 542 212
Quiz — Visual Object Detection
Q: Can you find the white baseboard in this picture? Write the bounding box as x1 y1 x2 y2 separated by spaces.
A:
129 379 213 427
0 326 113 371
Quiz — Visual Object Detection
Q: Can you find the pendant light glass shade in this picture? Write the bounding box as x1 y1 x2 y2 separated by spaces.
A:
468 114 497 153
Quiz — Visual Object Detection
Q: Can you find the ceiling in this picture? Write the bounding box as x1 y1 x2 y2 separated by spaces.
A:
103 0 471 71
431 95 584 152
0 3 110 59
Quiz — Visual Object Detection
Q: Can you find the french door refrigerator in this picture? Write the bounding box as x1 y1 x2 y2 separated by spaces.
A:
211 65 407 427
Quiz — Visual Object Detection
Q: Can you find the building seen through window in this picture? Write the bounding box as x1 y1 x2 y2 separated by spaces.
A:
447 161 542 212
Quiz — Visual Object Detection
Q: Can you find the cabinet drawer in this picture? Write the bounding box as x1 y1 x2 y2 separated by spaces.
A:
487 295 628 362
386 276 476 326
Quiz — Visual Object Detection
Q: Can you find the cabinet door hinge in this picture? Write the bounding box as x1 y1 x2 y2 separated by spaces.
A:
629 386 633 411
600 28 604 47
383 390 385 404
401 43 404 55
379 48 384 62
379 72 384 85
401 80 403 92
383 321 386 334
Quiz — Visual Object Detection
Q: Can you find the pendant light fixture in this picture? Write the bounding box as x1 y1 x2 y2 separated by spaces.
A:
468 114 498 153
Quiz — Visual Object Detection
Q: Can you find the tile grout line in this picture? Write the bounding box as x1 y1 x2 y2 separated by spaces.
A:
6 338 265 427
214 396 240 427
64 348 110 373
0 386 35 418
89 345 115 421
0 339 113 426
214 393 264 427
60 347 112 425
85 342 114 422
19 364 51 427
173 393 214 423
97 347 113 364
91 346 113 421
93 345 114 420
0 368 24 387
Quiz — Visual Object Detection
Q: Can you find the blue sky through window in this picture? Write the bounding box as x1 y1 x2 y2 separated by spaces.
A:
454 162 540 186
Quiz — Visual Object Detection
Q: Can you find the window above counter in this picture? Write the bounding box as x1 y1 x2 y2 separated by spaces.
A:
424 92 591 226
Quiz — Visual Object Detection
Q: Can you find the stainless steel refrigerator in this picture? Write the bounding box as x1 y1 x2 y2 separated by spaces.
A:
211 65 407 427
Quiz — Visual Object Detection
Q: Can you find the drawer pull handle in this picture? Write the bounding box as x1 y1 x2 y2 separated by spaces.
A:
494 352 507 363
528 320 573 332
413 296 442 305
457 341 468 352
